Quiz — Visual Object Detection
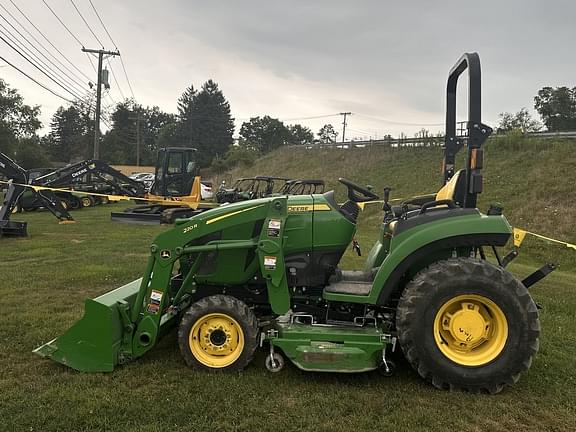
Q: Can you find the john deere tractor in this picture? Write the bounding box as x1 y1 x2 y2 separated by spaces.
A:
35 53 552 393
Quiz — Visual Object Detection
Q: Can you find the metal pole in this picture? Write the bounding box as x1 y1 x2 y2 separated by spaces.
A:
136 112 141 166
93 52 103 159
82 48 120 160
340 112 351 145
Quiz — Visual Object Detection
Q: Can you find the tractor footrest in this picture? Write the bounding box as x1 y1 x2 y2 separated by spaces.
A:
324 280 372 296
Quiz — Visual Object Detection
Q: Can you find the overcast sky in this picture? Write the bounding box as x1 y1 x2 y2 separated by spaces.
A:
1 0 575 139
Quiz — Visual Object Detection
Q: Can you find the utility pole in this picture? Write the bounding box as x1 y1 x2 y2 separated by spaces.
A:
136 111 141 166
82 48 120 159
129 111 142 166
340 112 351 145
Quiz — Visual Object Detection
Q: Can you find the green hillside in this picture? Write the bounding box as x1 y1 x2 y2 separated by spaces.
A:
224 138 576 268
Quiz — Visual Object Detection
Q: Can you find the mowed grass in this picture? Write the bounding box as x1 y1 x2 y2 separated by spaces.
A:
1 140 576 432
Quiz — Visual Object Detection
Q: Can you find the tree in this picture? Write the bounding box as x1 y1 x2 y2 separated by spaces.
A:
497 108 541 133
14 137 51 169
0 78 41 156
100 101 137 164
318 124 338 143
534 86 576 131
172 81 234 166
176 85 197 148
140 106 177 165
46 103 93 162
101 102 177 165
189 80 234 166
239 116 291 153
287 124 314 146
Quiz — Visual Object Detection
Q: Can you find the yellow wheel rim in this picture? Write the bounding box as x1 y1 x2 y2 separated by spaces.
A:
434 294 508 366
81 197 91 207
189 313 244 368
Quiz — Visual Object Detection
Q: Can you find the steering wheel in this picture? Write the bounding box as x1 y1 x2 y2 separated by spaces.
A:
338 178 380 203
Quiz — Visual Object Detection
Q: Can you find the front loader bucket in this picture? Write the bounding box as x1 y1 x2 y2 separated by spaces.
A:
34 278 142 372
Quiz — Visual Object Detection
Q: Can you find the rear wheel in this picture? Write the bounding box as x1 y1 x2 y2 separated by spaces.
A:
396 258 539 394
68 196 81 210
80 196 94 208
178 295 259 372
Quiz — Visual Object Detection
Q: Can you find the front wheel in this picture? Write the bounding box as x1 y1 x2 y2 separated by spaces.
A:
178 295 259 372
396 258 539 394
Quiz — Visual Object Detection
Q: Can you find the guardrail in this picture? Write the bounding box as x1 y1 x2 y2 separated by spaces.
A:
305 130 576 150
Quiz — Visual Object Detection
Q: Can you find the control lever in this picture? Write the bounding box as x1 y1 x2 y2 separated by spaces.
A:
383 187 393 221
352 238 362 256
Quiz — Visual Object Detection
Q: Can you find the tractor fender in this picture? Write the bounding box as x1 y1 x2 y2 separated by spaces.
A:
370 214 511 305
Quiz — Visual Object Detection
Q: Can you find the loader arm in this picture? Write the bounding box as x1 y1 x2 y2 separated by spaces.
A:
0 152 74 225
34 159 146 197
0 152 28 224
35 196 291 371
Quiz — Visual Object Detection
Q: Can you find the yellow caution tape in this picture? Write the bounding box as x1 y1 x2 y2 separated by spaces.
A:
513 227 576 251
0 180 159 203
5 179 574 252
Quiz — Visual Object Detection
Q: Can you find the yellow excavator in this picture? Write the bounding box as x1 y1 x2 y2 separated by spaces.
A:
111 147 218 224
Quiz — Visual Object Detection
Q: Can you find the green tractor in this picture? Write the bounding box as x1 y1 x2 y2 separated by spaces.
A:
35 53 553 393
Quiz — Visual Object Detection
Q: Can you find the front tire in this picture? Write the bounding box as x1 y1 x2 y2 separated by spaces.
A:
396 258 539 394
178 295 259 372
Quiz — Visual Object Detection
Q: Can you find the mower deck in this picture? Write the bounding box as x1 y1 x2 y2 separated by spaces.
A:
268 320 392 373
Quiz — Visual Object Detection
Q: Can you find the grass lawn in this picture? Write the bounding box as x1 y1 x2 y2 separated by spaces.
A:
0 202 574 432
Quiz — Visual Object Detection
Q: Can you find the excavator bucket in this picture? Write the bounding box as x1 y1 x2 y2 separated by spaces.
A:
34 278 141 372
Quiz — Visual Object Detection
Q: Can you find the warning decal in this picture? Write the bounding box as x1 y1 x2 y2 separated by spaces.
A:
264 256 277 270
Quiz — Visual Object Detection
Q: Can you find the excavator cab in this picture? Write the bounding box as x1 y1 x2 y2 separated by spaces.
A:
150 148 199 198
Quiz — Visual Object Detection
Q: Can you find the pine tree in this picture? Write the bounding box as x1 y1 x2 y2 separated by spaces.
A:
47 104 92 162
191 80 234 166
176 85 197 148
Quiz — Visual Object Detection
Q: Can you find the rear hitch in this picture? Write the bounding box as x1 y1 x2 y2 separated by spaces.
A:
522 263 557 289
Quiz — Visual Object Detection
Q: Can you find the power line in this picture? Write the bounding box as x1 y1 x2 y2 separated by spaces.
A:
119 56 135 99
6 0 92 83
0 28 86 101
85 52 97 73
0 54 74 102
41 0 84 47
0 12 88 96
88 0 117 48
85 0 135 100
69 0 104 47
107 58 125 100
355 113 443 127
104 88 117 106
0 31 101 113
283 113 340 121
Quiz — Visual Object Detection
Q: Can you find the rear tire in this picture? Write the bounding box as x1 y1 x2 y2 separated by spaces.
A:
68 196 81 210
80 196 94 208
178 295 259 372
396 258 539 394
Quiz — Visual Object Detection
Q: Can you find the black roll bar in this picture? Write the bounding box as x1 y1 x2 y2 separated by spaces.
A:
443 52 493 208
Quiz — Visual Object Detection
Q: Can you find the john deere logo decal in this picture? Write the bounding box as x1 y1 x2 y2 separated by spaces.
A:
160 250 171 259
